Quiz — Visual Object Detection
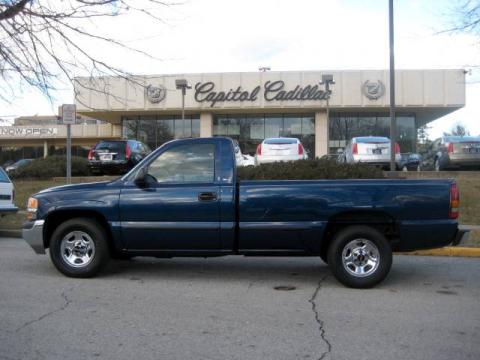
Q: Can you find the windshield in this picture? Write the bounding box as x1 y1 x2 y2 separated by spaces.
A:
0 168 10 182
264 138 298 145
355 137 390 143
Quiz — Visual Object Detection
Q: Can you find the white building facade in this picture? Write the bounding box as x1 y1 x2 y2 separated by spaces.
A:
74 70 466 157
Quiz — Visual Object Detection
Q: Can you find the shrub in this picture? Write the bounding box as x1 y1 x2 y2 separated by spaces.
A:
237 159 384 180
10 156 90 179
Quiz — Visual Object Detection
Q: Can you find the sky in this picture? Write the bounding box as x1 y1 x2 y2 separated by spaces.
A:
1 0 479 138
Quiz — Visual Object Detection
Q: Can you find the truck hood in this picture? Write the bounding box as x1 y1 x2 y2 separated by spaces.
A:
38 181 113 194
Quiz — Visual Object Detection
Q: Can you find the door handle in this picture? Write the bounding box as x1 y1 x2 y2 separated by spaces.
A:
198 192 217 201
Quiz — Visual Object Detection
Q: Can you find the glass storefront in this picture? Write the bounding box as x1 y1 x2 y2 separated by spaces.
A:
122 115 200 150
213 114 315 157
329 113 416 153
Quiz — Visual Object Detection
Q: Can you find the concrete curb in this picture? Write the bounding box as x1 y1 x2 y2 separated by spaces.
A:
0 229 21 238
396 247 480 258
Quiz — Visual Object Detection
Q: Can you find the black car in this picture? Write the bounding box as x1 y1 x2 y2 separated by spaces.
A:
398 153 422 171
88 140 151 175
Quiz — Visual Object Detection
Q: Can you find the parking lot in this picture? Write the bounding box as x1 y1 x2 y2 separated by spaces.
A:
0 237 479 360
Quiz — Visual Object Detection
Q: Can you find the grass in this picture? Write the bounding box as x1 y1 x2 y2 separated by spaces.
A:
1 174 479 246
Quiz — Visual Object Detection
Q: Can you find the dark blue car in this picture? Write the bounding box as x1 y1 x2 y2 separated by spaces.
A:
22 137 465 288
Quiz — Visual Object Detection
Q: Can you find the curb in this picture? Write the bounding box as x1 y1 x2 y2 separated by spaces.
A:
396 247 480 258
0 229 21 238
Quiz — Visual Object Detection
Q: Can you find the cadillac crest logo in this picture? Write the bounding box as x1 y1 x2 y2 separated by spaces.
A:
145 84 167 103
362 80 385 100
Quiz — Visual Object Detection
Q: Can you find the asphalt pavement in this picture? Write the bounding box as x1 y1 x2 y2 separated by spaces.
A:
0 237 479 360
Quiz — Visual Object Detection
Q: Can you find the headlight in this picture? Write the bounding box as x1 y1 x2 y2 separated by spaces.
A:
27 197 38 220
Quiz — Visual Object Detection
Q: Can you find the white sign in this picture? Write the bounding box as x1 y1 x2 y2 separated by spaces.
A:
0 127 58 138
62 104 76 125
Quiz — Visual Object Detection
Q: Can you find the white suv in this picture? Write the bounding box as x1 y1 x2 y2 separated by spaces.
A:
255 137 308 165
0 167 17 216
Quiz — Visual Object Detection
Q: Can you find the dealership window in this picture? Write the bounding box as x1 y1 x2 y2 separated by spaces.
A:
329 113 416 154
213 114 315 157
122 115 200 150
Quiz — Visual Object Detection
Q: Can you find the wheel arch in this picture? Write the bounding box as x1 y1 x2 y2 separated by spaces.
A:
43 209 116 254
320 210 398 258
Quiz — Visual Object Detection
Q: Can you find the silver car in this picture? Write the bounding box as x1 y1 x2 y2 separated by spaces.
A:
255 137 308 165
429 136 480 171
343 136 401 169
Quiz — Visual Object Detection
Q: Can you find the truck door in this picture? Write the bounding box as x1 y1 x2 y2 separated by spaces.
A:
118 139 222 251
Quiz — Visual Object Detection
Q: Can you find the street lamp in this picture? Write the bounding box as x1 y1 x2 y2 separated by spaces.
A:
320 74 335 155
175 79 191 137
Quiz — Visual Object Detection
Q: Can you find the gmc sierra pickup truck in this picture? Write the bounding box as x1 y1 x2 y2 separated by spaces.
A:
22 137 466 288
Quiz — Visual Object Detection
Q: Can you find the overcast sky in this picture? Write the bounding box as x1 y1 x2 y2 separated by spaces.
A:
2 0 479 138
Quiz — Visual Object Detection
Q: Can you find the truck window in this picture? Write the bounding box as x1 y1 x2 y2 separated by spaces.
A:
148 143 215 183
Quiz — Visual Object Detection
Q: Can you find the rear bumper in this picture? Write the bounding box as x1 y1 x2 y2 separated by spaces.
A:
256 155 305 164
22 220 45 254
445 154 480 168
88 160 130 173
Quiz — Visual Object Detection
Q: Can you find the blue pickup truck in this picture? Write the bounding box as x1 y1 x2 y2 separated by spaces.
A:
22 137 466 288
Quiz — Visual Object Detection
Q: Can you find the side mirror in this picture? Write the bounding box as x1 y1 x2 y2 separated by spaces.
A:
134 167 156 188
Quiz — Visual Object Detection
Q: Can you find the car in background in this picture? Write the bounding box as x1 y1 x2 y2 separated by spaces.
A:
320 153 343 162
5 159 33 174
343 136 401 169
424 136 480 171
88 140 151 175
233 140 255 167
0 167 17 216
255 137 308 165
398 153 422 171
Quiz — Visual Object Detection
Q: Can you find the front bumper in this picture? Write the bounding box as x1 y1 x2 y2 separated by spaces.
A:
22 220 45 254
0 206 18 215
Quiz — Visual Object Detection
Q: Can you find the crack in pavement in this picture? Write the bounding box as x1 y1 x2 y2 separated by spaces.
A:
308 274 332 360
15 287 75 333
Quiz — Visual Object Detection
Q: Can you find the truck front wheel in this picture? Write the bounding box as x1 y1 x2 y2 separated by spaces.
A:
49 218 110 278
327 226 392 288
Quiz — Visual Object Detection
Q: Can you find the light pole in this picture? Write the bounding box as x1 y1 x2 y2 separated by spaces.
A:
175 79 191 138
388 0 396 171
320 74 335 155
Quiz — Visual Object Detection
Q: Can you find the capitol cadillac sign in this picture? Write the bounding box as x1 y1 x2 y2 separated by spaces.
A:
146 80 334 107
0 127 58 138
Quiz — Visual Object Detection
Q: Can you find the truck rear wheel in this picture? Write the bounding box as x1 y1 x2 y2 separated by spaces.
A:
49 218 109 278
327 226 392 288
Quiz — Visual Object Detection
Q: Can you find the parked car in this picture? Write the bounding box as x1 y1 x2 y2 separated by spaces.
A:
320 154 343 162
23 137 466 288
2 160 15 169
233 140 255 167
343 136 401 169
88 140 151 175
255 137 308 165
424 136 480 171
5 159 33 174
398 153 422 172
0 167 18 216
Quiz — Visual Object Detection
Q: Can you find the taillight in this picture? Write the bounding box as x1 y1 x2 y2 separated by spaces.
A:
449 182 459 219
395 143 400 154
298 143 304 155
126 143 132 159
352 143 358 154
256 144 262 155
447 143 454 154
87 148 94 160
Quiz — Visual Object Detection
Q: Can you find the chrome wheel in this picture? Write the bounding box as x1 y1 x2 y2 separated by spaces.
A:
341 239 380 278
60 231 95 268
402 166 408 172
434 159 440 172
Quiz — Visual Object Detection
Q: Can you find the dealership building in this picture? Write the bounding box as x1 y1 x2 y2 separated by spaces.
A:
0 69 466 164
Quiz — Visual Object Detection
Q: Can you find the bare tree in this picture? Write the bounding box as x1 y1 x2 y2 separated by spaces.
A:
443 123 470 136
443 1 480 35
0 0 175 104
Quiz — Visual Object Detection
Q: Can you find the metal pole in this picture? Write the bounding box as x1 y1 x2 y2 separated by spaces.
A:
66 124 72 184
389 0 396 171
181 88 185 138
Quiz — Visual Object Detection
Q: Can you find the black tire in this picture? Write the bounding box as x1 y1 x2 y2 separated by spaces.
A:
327 226 392 288
49 218 110 278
